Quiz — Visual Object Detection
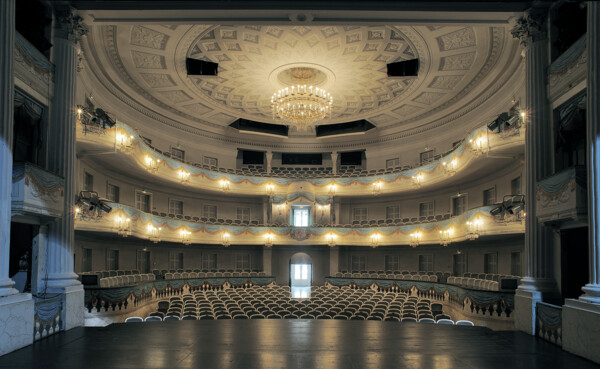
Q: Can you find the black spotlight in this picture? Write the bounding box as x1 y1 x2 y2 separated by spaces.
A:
489 205 505 216
387 59 419 77
186 58 218 76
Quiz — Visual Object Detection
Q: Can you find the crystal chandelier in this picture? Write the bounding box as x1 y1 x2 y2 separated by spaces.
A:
271 84 333 128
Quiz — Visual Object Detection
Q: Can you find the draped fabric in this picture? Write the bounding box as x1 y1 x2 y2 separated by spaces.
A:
549 34 587 73
536 169 576 195
536 302 562 328
34 296 63 324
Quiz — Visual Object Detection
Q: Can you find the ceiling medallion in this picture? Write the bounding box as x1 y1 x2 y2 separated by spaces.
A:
271 67 333 129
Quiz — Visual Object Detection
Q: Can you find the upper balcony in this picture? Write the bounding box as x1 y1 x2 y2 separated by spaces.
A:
76 110 525 198
11 162 64 220
536 166 587 225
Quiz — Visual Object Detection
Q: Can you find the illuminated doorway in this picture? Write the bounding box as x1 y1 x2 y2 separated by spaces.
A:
290 252 312 299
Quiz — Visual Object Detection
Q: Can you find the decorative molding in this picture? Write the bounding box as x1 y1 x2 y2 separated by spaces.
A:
54 6 88 42
510 8 547 47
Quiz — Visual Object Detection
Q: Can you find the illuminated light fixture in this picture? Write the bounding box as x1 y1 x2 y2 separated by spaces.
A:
372 180 383 196
410 231 422 248
326 232 337 247
271 84 333 129
328 183 337 197
147 224 162 243
442 159 458 175
221 231 231 247
370 232 381 248
180 229 192 245
277 203 286 216
266 182 275 196
265 231 274 248
412 173 423 187
76 107 83 119
469 136 487 155
116 132 134 152
439 228 453 247
219 179 231 192
144 154 160 173
179 168 191 185
466 219 482 240
116 216 131 237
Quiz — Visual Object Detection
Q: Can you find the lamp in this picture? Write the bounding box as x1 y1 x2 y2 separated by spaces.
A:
271 81 333 129
442 159 457 175
179 168 191 185
221 231 231 247
116 216 131 237
328 183 337 197
439 228 453 247
412 173 423 187
372 180 383 196
466 219 481 240
265 231 274 248
409 231 421 247
144 154 160 173
180 229 192 245
370 232 381 248
266 182 275 196
116 131 134 152
220 179 231 192
148 224 161 243
469 136 486 155
326 232 336 247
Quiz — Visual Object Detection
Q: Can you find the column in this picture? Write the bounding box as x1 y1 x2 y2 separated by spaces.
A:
331 151 338 175
0 0 17 298
510 7 557 335
44 5 87 330
0 0 34 357
265 151 273 174
262 197 269 225
329 247 339 276
262 247 272 275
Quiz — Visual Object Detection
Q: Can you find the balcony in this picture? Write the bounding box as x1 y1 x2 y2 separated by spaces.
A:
536 166 587 224
11 162 64 219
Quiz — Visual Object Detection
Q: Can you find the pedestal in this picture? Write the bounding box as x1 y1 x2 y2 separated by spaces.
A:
514 288 542 334
0 293 34 356
47 284 84 331
562 299 600 364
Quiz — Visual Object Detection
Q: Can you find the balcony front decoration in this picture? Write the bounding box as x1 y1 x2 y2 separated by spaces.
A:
116 216 131 237
410 231 422 247
221 231 231 247
466 219 482 240
148 224 162 243
271 82 333 130
180 229 192 245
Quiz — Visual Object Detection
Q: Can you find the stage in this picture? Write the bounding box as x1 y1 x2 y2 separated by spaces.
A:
0 320 598 369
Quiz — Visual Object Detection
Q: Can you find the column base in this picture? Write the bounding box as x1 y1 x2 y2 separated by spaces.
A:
563 298 600 364
0 278 19 297
580 284 600 304
47 284 85 331
514 278 559 334
44 272 81 290
0 293 34 356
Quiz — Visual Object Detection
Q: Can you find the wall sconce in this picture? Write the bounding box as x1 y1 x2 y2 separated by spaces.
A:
266 182 275 196
220 179 231 192
179 168 191 184
116 216 131 237
439 228 453 247
265 231 274 248
469 136 486 155
116 132 134 152
221 231 231 247
328 183 337 197
76 106 83 120
410 231 422 248
277 203 286 216
326 232 337 247
466 219 482 240
372 180 383 196
148 224 162 243
412 173 423 187
442 159 457 175
180 229 192 245
370 232 381 248
145 154 160 173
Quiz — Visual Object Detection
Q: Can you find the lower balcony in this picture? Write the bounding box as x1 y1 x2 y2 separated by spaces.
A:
536 166 587 224
11 162 65 219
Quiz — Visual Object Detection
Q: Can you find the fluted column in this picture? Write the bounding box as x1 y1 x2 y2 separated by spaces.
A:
511 7 557 334
0 0 17 297
265 151 272 174
45 6 87 290
583 2 600 303
331 151 338 175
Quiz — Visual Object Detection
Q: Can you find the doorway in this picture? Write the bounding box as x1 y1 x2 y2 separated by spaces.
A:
290 252 312 299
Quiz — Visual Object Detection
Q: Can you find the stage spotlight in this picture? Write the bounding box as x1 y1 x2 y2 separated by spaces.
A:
489 205 505 216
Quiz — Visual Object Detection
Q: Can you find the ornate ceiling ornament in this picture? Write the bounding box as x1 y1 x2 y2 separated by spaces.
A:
510 8 547 47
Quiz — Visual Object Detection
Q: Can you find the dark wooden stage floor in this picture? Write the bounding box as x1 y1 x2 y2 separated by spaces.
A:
0 320 598 369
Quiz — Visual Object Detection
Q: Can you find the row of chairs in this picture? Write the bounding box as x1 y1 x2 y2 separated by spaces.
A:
334 272 439 283
164 271 267 280
99 273 155 287
79 270 140 278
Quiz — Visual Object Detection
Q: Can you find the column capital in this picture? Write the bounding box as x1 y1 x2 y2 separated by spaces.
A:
510 8 548 47
53 5 88 42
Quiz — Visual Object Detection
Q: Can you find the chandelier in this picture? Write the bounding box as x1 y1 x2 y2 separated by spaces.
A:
271 84 333 128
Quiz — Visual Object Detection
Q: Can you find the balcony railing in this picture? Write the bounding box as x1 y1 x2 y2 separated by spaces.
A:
536 166 587 224
11 162 64 219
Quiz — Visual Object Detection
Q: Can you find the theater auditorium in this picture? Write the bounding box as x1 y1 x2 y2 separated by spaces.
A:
1 0 600 368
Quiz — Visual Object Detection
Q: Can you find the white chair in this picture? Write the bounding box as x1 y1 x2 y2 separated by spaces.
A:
99 278 108 288
125 317 144 323
428 275 438 282
419 318 436 324
456 320 474 326
437 319 455 325
165 273 173 280
144 316 162 322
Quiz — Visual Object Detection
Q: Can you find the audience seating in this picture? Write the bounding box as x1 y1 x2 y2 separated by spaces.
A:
333 270 450 283
99 273 156 287
446 273 521 291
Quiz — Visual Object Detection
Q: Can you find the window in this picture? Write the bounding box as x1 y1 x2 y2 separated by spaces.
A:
353 208 368 222
419 254 433 272
384 255 399 271
452 195 467 216
511 176 522 195
203 205 217 218
106 250 119 270
82 248 92 272
236 207 250 222
202 253 217 270
235 254 250 270
169 252 184 270
484 253 498 274
351 255 366 272
293 207 309 227
171 147 185 161
135 191 151 212
419 149 434 164
386 158 400 168
294 264 309 280
107 184 120 203
453 254 467 276
483 187 496 206
136 250 150 273
511 252 522 276
84 172 94 191
386 206 399 220
419 202 434 217
169 199 184 215
203 156 218 167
